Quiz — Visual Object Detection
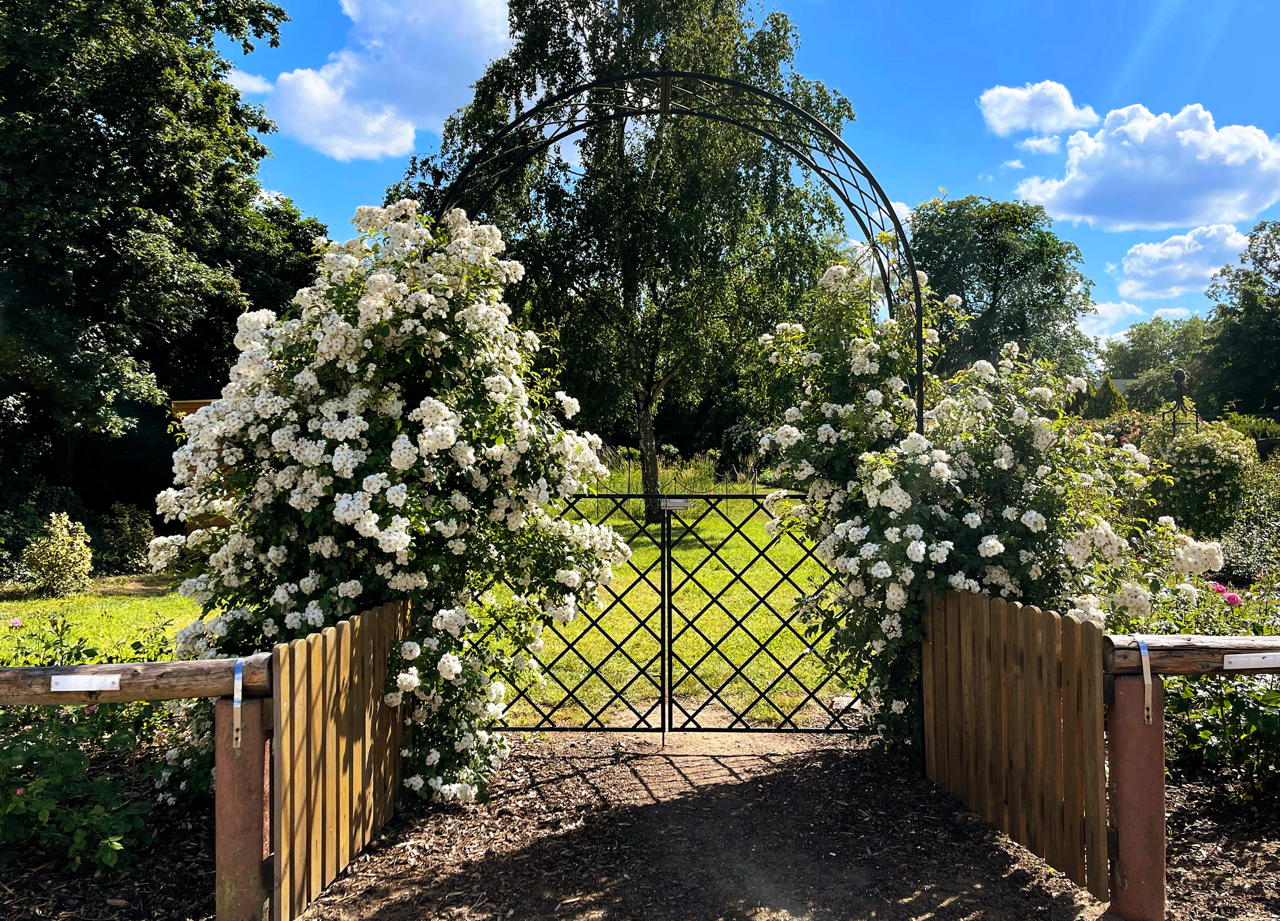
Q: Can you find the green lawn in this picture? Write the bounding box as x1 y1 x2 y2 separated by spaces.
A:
500 490 847 729
0 575 197 665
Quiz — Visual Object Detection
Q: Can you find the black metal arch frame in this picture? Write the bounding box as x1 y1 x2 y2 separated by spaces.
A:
437 70 925 431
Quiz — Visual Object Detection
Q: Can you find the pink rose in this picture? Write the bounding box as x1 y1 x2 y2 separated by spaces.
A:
8 619 20 628
1223 592 1243 607
14 788 23 796
1210 583 1228 594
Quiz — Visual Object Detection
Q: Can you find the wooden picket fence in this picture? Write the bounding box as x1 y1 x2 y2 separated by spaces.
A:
270 601 412 921
921 590 1109 900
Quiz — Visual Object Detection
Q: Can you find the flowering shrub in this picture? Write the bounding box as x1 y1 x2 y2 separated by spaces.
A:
152 203 628 801
1143 417 1258 537
760 267 1228 738
20 512 93 597
93 503 155 575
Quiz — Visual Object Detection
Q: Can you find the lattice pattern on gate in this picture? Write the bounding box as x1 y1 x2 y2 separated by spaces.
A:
483 493 856 732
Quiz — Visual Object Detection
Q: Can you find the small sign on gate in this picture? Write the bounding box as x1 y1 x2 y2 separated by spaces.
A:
660 497 690 510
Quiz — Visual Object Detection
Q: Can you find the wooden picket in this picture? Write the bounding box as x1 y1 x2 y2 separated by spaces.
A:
271 601 411 921
922 590 1109 901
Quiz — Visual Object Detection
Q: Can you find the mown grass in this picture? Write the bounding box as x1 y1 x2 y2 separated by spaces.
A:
504 487 845 729
0 575 196 665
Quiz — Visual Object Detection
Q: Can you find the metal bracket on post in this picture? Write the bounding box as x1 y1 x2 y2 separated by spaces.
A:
1137 639 1153 725
232 658 244 750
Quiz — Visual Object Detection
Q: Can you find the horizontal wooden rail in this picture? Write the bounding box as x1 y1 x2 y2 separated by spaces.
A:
1105 634 1280 675
0 652 273 705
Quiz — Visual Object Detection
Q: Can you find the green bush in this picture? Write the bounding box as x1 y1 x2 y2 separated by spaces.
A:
1223 411 1280 441
1221 459 1280 585
0 618 180 868
1082 375 1128 419
19 513 93 596
1144 417 1259 537
93 503 155 575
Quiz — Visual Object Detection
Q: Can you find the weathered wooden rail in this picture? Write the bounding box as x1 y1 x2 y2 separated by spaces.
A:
924 589 1280 921
0 601 410 921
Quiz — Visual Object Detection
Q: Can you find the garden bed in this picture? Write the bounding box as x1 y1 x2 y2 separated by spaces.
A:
2 732 1276 920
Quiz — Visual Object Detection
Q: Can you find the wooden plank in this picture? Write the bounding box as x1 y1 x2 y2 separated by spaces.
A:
922 594 938 783
1026 605 1047 860
307 633 325 904
362 607 378 847
1106 633 1280 675
932 594 950 791
958 592 976 806
372 605 392 832
1008 602 1028 845
0 652 273 705
336 621 353 874
271 643 293 921
990 598 1009 835
970 593 990 820
1042 610 1064 873
1080 620 1110 900
1060 614 1087 887
391 602 407 804
322 626 339 889
289 639 309 916
352 611 369 854
945 591 964 798
215 698 271 921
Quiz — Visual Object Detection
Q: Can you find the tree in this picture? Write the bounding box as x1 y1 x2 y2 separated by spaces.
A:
0 0 324 562
1200 221 1280 419
1100 315 1208 380
1083 376 1128 419
908 196 1095 373
394 0 851 519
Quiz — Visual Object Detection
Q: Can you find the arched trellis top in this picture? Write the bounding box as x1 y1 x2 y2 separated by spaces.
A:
437 70 925 431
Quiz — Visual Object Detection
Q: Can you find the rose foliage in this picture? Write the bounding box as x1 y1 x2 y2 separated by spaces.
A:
762 265 1228 738
152 203 628 801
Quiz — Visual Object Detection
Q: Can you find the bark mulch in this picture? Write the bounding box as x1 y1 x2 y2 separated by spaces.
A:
3 732 1277 920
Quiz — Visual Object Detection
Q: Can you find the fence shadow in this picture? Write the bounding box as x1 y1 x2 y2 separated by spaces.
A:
307 738 1103 921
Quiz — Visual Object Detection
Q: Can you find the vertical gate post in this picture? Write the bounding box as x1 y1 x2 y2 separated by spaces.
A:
215 696 271 921
1107 675 1166 921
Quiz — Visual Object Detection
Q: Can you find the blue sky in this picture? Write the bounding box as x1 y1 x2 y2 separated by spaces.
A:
225 0 1280 342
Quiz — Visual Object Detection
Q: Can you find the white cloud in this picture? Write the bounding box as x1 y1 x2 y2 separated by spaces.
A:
1080 300 1144 340
1002 159 1025 170
1117 223 1247 299
891 201 912 224
229 70 273 95
979 81 1099 137
259 0 510 160
1017 135 1062 155
1018 104 1280 231
1154 307 1191 320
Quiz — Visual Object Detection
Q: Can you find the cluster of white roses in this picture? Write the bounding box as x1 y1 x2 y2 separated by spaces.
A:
761 270 1226 735
152 202 628 800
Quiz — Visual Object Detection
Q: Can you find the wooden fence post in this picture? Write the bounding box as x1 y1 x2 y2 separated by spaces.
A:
1107 675 1166 921
215 696 272 921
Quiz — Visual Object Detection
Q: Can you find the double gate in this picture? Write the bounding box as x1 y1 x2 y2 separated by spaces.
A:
487 492 854 732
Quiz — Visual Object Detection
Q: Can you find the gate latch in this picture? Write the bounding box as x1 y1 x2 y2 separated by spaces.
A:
1137 639 1153 725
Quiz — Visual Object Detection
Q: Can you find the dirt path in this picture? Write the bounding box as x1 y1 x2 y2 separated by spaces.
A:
301 732 1106 921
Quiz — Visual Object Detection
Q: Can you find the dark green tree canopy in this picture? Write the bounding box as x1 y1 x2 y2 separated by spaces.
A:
1201 220 1280 419
908 195 1094 373
394 0 853 512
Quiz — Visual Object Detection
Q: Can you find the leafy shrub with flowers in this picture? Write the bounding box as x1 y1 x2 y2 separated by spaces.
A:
760 267 1229 740
1142 415 1258 538
151 202 629 801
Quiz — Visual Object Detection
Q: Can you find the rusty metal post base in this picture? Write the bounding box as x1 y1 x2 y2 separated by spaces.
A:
1107 675 1166 921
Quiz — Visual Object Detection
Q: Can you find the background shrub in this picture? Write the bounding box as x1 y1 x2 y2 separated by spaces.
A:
1144 417 1258 536
19 513 93 597
93 503 155 575
1220 458 1280 585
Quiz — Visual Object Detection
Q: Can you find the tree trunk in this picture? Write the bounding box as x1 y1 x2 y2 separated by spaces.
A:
636 397 662 523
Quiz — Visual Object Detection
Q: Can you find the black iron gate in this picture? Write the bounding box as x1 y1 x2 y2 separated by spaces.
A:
490 493 857 733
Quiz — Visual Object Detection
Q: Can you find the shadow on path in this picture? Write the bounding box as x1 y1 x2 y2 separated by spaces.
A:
304 734 1104 921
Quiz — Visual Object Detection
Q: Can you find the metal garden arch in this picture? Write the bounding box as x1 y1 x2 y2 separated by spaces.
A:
434 70 927 431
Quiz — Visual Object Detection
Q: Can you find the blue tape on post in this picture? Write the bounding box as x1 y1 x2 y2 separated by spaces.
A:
233 658 244 750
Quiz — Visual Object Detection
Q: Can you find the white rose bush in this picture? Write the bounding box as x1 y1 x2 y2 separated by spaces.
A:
152 202 628 801
761 266 1229 739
